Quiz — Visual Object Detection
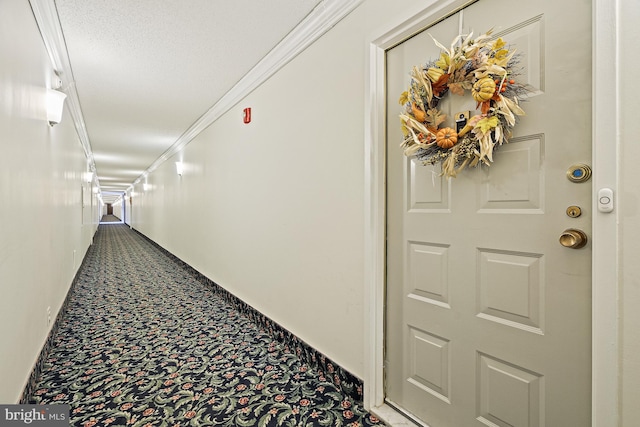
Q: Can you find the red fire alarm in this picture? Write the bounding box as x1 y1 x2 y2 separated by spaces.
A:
243 107 251 124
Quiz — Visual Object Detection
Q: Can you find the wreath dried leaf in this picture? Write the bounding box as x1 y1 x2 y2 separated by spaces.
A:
425 108 446 128
448 83 466 96
398 90 409 106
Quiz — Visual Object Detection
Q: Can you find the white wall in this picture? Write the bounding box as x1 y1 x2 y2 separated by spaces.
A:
133 2 372 377
112 200 123 220
0 1 98 403
130 0 639 419
619 0 640 424
123 196 131 225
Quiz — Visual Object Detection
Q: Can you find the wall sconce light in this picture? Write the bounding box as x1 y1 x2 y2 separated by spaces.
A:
46 89 67 126
175 161 184 176
85 171 93 183
143 183 150 191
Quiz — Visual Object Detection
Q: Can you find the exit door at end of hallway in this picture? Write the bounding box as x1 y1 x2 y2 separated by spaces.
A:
384 0 592 425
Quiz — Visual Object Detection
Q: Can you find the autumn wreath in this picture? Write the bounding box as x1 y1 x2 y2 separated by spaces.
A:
399 30 526 177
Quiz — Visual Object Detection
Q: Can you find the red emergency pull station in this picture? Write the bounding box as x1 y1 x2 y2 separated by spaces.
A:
243 107 251 124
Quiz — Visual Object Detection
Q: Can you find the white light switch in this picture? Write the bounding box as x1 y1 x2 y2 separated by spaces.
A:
597 188 614 213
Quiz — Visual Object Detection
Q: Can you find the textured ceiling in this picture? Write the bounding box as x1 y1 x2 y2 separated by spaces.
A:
54 0 322 200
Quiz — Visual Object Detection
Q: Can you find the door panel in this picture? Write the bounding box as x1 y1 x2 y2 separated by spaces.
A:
385 0 592 425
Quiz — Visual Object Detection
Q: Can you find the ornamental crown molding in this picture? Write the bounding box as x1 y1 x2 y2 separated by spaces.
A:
137 0 364 184
30 0 365 189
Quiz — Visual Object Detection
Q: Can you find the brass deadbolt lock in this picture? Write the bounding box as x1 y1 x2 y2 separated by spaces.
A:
566 206 582 218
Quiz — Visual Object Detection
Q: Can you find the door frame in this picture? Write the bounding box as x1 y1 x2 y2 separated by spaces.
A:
363 0 620 425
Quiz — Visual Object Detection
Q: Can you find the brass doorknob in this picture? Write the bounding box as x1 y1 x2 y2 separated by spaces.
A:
559 228 588 249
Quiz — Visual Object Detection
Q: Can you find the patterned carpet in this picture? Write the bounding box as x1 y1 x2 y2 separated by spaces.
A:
24 224 383 426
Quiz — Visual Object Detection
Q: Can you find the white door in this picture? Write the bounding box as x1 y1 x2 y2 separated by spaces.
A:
385 0 592 425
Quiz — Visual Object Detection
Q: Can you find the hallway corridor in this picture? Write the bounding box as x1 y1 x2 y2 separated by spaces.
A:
23 224 382 426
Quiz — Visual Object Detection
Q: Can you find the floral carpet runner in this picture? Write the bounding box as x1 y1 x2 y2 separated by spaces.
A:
26 224 382 426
